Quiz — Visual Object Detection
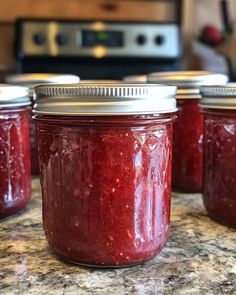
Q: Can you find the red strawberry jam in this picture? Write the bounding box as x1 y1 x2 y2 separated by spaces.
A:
201 85 236 227
5 74 80 174
35 83 177 267
172 99 203 192
148 71 228 193
0 86 31 218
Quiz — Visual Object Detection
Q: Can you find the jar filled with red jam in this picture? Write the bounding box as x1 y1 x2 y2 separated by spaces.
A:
5 74 80 175
201 84 236 227
0 85 31 218
148 71 228 193
34 83 177 267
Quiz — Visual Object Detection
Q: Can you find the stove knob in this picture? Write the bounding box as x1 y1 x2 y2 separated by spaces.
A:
136 35 147 45
155 35 165 45
33 33 46 45
55 34 68 46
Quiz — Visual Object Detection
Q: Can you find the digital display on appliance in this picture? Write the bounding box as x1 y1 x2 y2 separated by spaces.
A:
81 30 124 47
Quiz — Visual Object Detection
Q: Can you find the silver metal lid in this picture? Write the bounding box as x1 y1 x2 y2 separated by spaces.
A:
34 83 177 116
5 73 80 86
148 71 228 98
79 80 121 84
5 73 80 99
0 84 30 108
200 84 236 109
123 75 147 83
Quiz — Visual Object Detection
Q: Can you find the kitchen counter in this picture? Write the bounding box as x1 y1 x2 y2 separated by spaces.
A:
1 179 236 295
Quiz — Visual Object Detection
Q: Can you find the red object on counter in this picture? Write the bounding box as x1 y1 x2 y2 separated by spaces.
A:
200 25 224 47
201 85 236 227
0 86 31 218
35 83 177 267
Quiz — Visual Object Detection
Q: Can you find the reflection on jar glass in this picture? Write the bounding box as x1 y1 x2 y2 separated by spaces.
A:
0 85 31 218
35 83 177 267
123 75 147 83
5 74 80 175
201 84 236 227
148 71 228 193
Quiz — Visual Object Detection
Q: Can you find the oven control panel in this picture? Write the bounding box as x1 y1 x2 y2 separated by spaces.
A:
17 20 181 59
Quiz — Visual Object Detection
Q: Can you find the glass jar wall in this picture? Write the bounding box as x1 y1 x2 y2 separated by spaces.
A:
34 83 177 267
148 71 228 193
0 85 31 218
5 74 80 175
201 85 236 227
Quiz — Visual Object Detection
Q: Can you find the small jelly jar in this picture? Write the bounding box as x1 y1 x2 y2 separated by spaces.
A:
148 71 228 193
5 74 80 174
0 85 31 218
201 84 236 227
34 83 177 267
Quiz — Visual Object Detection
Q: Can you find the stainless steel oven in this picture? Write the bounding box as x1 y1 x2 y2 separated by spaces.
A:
15 17 183 79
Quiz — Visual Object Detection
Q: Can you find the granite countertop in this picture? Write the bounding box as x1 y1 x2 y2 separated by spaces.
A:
1 179 236 295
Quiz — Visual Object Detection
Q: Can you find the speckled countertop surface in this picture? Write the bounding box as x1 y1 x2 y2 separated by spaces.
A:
1 179 236 295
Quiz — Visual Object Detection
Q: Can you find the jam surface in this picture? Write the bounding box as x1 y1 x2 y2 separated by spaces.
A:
172 99 203 192
0 107 31 218
203 110 236 227
37 115 173 267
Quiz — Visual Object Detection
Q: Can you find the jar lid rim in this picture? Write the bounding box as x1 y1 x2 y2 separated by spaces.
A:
80 80 121 84
201 84 236 96
5 73 80 86
148 71 228 88
0 84 30 107
123 75 147 83
200 84 236 109
34 83 177 115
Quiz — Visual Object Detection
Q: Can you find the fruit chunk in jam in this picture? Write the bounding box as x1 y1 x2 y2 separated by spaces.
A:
172 99 203 192
0 107 31 218
37 115 173 267
203 110 236 227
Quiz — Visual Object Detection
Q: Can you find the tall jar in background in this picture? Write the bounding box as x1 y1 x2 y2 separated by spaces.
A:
34 83 177 267
148 71 228 193
5 74 80 175
0 85 31 218
201 85 236 227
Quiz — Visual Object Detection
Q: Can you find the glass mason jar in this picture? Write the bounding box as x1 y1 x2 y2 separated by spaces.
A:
34 83 177 267
0 85 31 218
5 74 80 175
201 84 236 227
148 71 228 193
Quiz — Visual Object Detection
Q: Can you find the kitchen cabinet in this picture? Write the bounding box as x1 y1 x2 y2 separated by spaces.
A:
0 0 177 22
